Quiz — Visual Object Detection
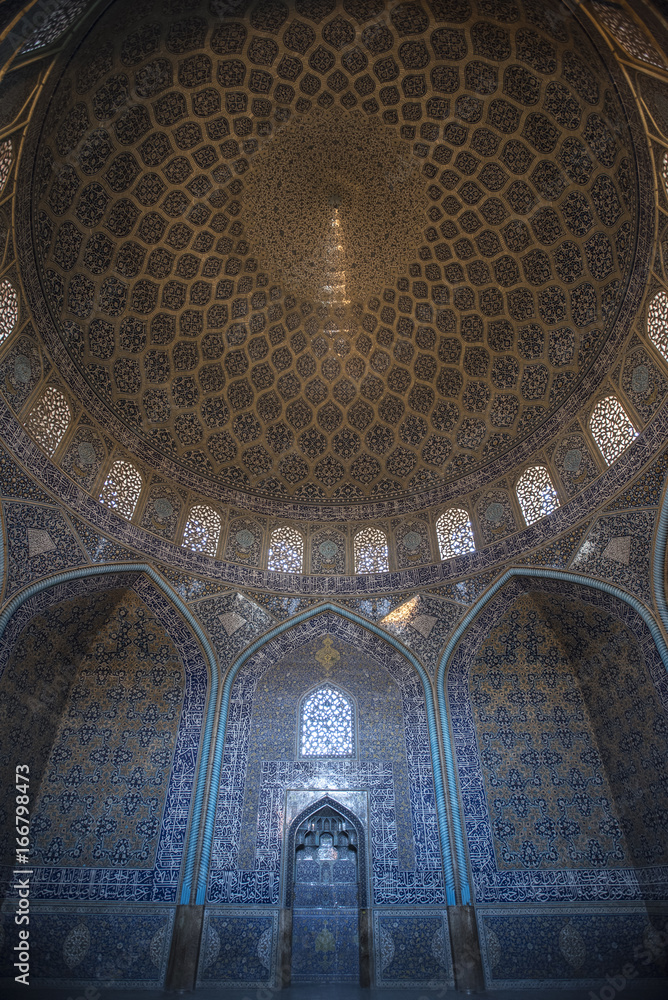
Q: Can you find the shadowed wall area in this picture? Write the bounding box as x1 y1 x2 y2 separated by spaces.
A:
0 576 208 987
447 577 668 987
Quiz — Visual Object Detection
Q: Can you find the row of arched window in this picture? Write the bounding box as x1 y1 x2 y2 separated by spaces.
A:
18 380 640 568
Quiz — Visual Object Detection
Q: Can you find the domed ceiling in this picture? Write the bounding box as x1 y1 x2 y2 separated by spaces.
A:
25 0 641 512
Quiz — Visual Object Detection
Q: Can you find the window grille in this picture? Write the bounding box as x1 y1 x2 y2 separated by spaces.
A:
589 395 637 465
436 508 475 559
300 686 355 757
592 3 664 68
26 386 71 455
22 0 89 54
99 459 142 519
267 526 304 572
354 526 389 573
516 465 560 525
0 277 18 343
647 290 668 362
183 504 221 556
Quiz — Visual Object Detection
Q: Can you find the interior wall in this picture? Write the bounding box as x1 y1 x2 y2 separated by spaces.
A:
448 578 668 988
200 614 454 990
0 576 208 990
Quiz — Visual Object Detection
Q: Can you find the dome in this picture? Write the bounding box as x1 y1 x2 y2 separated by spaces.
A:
18 0 645 518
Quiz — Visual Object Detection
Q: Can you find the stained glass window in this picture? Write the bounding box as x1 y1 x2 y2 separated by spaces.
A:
516 465 560 526
648 289 668 362
183 504 221 556
26 386 71 455
436 508 475 559
592 3 664 68
354 526 389 573
0 277 18 344
0 139 12 196
21 0 89 54
99 459 142 519
268 526 304 572
300 686 355 757
589 395 637 465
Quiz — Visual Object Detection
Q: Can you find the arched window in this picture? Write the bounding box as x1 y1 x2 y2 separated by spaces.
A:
516 465 560 526
589 394 637 465
354 526 389 573
26 386 71 455
647 289 668 362
268 526 303 572
99 459 142 519
436 508 475 559
662 154 668 202
22 0 89 54
0 139 12 196
592 4 664 68
0 277 18 344
299 685 355 758
183 504 221 556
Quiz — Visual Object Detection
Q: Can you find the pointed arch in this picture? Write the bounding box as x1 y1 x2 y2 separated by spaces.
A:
436 567 668 907
284 794 368 908
0 563 217 903
652 473 668 642
184 603 458 907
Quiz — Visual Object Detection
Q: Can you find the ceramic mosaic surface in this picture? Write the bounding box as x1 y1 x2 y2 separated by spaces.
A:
197 909 277 988
448 576 668 904
0 904 174 988
374 910 454 988
478 906 668 987
1 0 668 992
0 573 208 903
14 0 653 520
208 612 444 906
2 500 87 596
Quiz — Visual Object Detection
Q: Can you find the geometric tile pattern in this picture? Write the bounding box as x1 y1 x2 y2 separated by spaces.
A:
198 909 277 988
2 501 87 596
570 510 655 604
207 612 445 906
447 575 668 904
373 910 454 988
478 906 668 987
25 0 644 511
380 592 466 674
0 572 207 903
292 909 359 983
0 904 175 988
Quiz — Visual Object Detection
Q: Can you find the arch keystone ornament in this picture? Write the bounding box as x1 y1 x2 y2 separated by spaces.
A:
314 636 340 672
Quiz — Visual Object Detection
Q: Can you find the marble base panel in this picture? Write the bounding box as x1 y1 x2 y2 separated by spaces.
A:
373 909 454 988
0 902 174 989
196 907 278 988
477 904 668 989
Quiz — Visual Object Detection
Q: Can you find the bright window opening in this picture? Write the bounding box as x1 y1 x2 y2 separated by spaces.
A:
300 685 355 757
589 395 637 465
436 508 475 559
354 526 389 574
183 504 221 556
516 465 560 526
268 526 304 572
100 459 142 519
26 386 71 455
